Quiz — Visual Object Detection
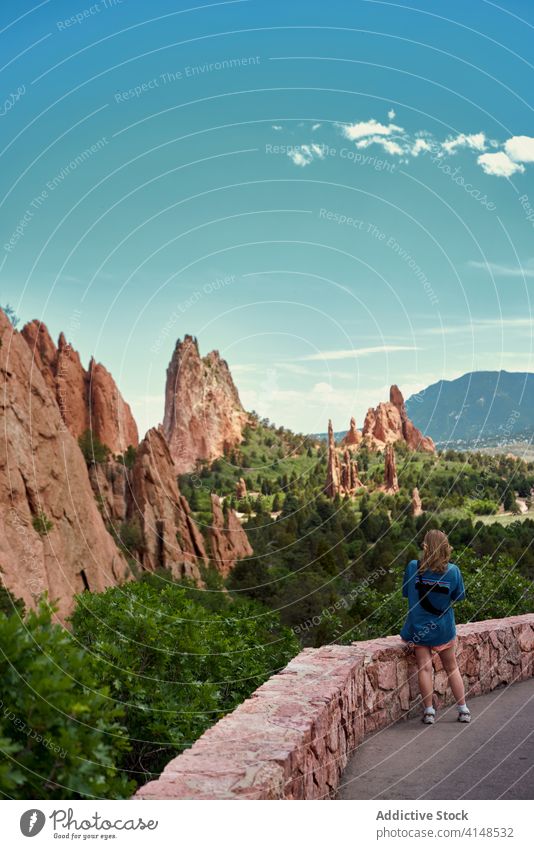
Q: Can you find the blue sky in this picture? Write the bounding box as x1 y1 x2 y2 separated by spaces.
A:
2 0 534 435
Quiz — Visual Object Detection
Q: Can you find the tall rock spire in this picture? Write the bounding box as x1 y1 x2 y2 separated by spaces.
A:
163 335 248 474
325 419 341 498
383 443 399 493
341 416 362 448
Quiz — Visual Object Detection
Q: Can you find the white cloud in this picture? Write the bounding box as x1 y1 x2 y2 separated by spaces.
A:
341 119 404 140
441 132 486 154
477 151 525 177
504 135 534 163
355 136 404 155
282 117 532 178
410 138 433 156
287 145 314 167
301 345 419 361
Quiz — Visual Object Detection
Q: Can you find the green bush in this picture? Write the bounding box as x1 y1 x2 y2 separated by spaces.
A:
78 429 110 464
32 511 53 536
117 445 137 470
0 601 133 799
70 575 298 782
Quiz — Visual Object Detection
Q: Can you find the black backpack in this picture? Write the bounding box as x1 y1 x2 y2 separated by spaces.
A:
415 561 451 617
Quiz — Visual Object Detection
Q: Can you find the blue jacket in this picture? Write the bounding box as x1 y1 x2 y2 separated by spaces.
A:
400 559 466 646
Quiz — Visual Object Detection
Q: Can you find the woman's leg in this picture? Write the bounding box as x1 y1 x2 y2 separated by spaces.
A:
439 645 466 704
414 646 434 707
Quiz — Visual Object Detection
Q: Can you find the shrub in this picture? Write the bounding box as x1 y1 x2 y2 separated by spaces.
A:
78 429 110 464
70 576 298 783
118 445 137 470
0 601 133 799
117 519 144 552
32 511 53 536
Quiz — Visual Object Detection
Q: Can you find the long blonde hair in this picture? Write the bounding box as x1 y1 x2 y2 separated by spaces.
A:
419 529 451 574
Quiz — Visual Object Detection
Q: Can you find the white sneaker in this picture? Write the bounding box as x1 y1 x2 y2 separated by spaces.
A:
458 707 471 723
422 708 435 724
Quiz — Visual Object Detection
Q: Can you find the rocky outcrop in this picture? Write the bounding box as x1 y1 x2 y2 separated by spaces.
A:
21 320 138 455
326 421 364 498
362 385 435 453
128 428 207 582
341 416 361 449
383 443 399 494
236 477 247 499
340 450 364 495
0 310 130 620
163 335 248 474
411 487 423 517
208 494 253 578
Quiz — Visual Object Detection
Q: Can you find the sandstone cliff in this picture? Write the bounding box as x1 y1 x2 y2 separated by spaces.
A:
163 335 248 474
128 428 207 582
0 310 130 620
362 385 435 453
21 320 138 455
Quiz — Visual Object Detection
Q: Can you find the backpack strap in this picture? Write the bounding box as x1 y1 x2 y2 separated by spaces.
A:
415 561 450 617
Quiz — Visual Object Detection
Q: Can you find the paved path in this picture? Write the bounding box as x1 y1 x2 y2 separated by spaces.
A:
338 678 534 800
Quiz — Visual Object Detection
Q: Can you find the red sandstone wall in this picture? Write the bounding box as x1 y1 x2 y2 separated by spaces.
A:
135 614 534 800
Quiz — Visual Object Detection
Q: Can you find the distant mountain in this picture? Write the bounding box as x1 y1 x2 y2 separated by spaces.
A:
405 371 534 446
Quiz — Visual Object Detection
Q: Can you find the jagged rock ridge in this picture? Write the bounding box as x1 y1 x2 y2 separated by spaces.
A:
0 310 130 620
21 320 138 455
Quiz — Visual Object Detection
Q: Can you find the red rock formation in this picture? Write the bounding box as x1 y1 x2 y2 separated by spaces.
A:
0 310 130 620
236 477 247 499
129 428 207 582
389 384 435 453
208 494 253 578
56 332 90 437
411 487 423 517
21 320 138 455
362 385 435 453
87 358 139 454
326 422 364 498
340 450 364 495
163 335 248 474
341 416 362 448
89 461 129 524
383 443 399 494
325 420 341 498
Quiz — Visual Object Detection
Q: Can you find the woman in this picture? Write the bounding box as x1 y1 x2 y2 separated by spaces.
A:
401 529 470 724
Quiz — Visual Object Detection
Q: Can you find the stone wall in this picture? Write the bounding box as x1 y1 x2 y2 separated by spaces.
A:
135 613 534 800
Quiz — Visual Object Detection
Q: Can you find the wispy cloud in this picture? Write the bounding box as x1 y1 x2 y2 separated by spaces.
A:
468 260 534 278
422 317 534 336
441 132 487 154
300 345 419 361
